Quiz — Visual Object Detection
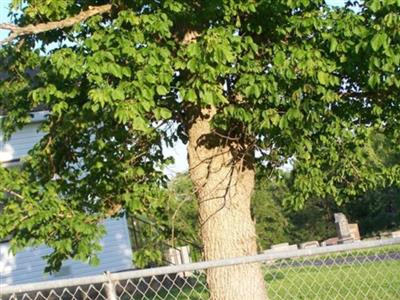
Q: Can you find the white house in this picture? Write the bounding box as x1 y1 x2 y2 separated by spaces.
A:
0 111 134 286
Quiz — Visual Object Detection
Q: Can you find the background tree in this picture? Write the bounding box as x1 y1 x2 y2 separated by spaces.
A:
252 175 289 249
287 130 400 241
285 197 337 243
166 173 200 247
341 132 400 236
148 140 400 256
163 173 290 252
1 1 400 299
164 130 400 251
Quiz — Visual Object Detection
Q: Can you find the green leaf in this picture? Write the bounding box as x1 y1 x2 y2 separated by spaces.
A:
203 90 214 105
369 0 381 12
112 89 125 101
245 85 261 98
186 89 197 102
187 58 197 72
317 71 330 86
274 51 285 66
371 33 386 51
154 107 172 119
253 85 261 98
146 74 157 84
329 38 338 53
368 73 380 87
141 100 152 111
156 86 168 95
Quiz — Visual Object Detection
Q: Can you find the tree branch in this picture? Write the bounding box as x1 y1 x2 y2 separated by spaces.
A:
1 187 25 201
0 4 112 46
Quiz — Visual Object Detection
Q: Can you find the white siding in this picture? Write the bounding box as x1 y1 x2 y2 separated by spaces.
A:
0 113 134 286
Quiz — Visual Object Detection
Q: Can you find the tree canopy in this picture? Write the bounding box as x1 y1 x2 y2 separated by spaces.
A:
1 0 400 298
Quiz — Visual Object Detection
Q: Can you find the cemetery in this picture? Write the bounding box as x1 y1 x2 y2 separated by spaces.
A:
263 213 400 254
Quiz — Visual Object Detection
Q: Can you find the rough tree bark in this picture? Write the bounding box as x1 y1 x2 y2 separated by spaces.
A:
187 107 267 300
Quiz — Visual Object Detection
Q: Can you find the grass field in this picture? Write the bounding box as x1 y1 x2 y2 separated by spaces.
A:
265 259 400 300
129 261 400 299
126 245 400 299
264 244 400 299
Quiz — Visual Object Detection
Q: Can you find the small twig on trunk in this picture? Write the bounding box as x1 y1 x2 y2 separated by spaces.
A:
0 4 112 45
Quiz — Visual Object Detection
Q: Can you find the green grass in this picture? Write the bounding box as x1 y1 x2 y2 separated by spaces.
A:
265 256 400 299
128 246 400 299
290 244 400 263
126 275 209 300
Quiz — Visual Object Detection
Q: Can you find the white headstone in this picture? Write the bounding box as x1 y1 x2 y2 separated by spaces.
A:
265 243 298 253
165 246 193 278
334 213 354 244
391 231 400 238
299 241 319 249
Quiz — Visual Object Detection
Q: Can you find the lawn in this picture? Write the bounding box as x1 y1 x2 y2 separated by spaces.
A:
127 245 400 299
265 259 400 300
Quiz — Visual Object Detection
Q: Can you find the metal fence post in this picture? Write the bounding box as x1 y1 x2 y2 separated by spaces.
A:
104 271 117 300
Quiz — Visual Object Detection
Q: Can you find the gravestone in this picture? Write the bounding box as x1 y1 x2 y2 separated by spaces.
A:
299 241 319 249
177 245 192 277
178 246 191 264
322 237 339 246
264 243 298 254
380 231 392 239
391 230 400 238
165 248 182 265
334 213 354 244
164 246 192 277
349 223 361 240
271 242 289 250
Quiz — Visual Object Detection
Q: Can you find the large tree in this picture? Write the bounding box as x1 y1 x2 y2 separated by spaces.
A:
1 0 400 298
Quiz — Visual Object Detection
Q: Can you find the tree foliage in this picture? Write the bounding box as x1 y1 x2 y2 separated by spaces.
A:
165 130 400 249
0 0 400 275
340 132 400 236
252 174 289 249
166 173 199 246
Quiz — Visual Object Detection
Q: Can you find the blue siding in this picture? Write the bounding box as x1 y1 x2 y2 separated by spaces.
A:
0 115 134 286
0 219 134 286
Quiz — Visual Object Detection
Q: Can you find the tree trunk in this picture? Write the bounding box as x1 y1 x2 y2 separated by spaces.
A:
187 108 267 300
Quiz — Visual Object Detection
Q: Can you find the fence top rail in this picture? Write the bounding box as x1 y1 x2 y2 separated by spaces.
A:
2 237 400 295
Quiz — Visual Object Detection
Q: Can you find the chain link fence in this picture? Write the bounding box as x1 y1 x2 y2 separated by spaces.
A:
1 238 400 300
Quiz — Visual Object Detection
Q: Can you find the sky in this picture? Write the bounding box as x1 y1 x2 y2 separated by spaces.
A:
0 0 346 177
0 0 11 41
